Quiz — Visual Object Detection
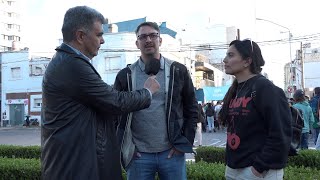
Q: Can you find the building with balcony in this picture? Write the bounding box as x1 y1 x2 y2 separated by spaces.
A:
0 0 22 52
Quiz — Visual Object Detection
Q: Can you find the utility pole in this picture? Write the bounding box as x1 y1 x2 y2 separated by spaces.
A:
300 42 305 90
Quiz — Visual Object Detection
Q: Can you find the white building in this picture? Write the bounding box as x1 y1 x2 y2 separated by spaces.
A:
0 51 49 126
0 0 22 51
92 31 196 86
284 47 320 97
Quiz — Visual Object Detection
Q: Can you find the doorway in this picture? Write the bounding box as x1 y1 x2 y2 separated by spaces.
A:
9 104 25 126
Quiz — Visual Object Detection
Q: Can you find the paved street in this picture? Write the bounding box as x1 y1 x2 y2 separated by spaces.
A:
0 126 228 147
0 126 41 146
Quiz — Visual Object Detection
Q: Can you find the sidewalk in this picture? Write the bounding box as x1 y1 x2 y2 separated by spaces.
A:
0 126 40 131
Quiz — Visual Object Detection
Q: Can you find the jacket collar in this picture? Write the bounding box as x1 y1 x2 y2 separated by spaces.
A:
55 43 90 62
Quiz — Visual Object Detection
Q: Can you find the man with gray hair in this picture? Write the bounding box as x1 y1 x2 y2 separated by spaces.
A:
41 6 160 180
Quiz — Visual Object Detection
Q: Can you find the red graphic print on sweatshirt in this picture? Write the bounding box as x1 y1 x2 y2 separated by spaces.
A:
227 97 252 150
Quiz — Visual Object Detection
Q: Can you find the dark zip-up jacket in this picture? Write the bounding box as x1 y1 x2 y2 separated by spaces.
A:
114 57 198 169
41 43 152 180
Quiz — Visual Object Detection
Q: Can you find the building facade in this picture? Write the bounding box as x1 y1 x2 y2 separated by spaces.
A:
0 51 49 126
284 46 320 97
92 31 195 85
0 0 22 52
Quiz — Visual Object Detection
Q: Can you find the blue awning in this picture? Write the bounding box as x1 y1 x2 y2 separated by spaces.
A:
203 86 230 101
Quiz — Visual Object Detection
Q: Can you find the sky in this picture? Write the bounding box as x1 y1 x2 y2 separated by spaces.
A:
20 0 320 88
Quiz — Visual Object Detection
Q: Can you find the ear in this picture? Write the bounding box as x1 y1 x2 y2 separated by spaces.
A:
75 30 86 44
135 40 140 49
159 37 162 47
244 57 252 67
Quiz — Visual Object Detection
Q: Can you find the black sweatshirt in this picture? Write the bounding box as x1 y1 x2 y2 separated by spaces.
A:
226 75 292 173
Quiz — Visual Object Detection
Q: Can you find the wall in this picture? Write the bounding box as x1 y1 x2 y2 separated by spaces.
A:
1 51 47 126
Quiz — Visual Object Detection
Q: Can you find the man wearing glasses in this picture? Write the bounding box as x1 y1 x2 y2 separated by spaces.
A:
114 22 198 179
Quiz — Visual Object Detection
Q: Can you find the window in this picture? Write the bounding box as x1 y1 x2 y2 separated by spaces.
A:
105 56 122 71
33 98 42 108
11 67 21 78
7 24 12 29
35 67 42 75
8 36 14 40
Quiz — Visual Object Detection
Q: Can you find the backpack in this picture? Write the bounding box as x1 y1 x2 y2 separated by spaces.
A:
289 106 304 155
205 106 214 117
197 105 205 123
252 76 304 156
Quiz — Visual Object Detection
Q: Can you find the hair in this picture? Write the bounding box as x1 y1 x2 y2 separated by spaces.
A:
293 89 305 102
135 22 160 35
315 87 320 95
219 39 265 126
62 6 106 42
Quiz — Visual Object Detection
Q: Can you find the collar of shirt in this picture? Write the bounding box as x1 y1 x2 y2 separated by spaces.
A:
63 43 91 62
138 55 164 72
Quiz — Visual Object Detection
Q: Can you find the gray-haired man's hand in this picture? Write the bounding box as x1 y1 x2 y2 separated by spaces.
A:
144 75 160 94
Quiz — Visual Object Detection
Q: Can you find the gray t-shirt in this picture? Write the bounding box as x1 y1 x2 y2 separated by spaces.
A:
131 58 171 153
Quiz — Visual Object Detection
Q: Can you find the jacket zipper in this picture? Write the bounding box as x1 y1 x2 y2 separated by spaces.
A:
167 66 175 141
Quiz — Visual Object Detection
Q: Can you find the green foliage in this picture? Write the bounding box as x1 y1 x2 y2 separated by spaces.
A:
0 145 41 159
195 146 320 170
0 157 41 180
287 149 320 169
284 166 320 180
187 161 226 180
1 145 320 179
195 146 225 164
1 157 320 179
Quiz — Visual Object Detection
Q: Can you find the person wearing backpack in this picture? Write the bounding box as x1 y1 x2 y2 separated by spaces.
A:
293 89 315 149
205 103 215 133
214 101 223 130
220 39 292 179
309 87 320 145
194 103 205 146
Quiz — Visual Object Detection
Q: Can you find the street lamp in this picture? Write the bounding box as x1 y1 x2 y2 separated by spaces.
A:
256 18 293 95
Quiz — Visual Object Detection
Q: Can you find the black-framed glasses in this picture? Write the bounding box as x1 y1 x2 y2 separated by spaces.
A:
137 33 159 41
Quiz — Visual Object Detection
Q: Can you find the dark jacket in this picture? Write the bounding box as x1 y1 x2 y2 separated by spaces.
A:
41 43 152 180
309 95 320 128
226 75 292 173
114 57 198 169
197 104 205 123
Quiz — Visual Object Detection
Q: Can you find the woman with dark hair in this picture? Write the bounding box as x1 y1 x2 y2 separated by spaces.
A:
220 39 292 179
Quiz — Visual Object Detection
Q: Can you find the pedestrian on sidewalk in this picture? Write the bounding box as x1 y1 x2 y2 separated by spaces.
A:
195 103 205 146
205 103 215 132
292 89 314 150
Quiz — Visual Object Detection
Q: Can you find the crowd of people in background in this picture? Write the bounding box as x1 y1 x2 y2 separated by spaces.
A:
292 87 320 150
196 86 320 152
194 101 224 147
